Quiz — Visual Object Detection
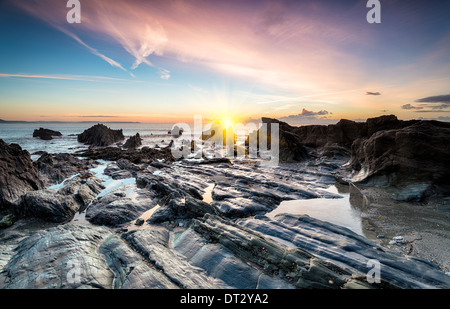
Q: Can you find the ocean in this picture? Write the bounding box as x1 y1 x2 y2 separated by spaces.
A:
0 122 174 158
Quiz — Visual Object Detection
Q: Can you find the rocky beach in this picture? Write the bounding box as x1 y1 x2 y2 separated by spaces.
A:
0 116 449 289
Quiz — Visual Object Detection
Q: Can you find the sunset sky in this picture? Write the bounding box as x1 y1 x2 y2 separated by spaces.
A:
0 0 449 124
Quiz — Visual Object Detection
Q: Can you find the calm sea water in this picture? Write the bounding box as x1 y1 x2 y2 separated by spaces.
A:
0 122 174 158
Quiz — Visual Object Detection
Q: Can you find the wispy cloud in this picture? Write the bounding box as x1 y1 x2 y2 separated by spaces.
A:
415 94 450 104
78 115 119 118
55 26 129 74
411 94 450 112
401 104 423 110
366 91 381 96
0 73 128 82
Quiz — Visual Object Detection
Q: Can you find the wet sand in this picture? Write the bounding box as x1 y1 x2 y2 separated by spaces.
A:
357 186 450 273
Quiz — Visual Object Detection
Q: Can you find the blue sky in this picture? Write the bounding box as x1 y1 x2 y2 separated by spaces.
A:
0 0 449 124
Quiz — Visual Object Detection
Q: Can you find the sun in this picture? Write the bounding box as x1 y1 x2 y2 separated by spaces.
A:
217 116 235 128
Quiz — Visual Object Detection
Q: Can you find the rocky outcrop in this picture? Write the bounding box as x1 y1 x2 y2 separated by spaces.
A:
349 120 450 201
78 124 124 146
19 175 104 223
33 128 62 140
260 118 309 162
0 140 43 209
123 133 143 149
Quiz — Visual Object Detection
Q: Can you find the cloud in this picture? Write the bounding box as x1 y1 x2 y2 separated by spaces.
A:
78 115 119 118
299 108 330 117
366 92 381 96
415 94 450 103
405 94 450 112
0 73 128 82
414 110 450 113
55 26 128 73
278 108 334 125
13 0 375 88
401 104 423 110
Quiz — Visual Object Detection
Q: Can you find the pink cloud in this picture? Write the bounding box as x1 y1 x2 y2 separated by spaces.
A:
14 0 371 89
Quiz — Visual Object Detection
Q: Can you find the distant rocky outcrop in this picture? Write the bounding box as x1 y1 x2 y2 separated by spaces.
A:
32 128 62 140
78 124 124 146
123 133 143 149
0 140 43 209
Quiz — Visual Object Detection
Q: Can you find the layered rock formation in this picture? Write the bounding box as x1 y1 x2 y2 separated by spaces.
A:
78 124 124 146
350 120 450 201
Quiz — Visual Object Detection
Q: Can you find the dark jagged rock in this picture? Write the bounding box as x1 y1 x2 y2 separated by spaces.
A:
32 128 62 140
78 124 124 146
123 133 143 149
260 118 309 162
349 120 450 201
0 140 43 209
34 152 97 187
291 118 367 149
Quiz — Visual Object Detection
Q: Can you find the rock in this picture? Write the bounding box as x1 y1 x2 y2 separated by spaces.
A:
0 214 17 229
350 121 450 201
75 145 175 164
238 214 450 288
123 133 143 149
99 233 179 289
85 190 155 227
19 175 104 223
148 193 219 223
291 118 367 149
32 128 62 140
34 152 97 187
77 123 124 146
0 140 43 209
260 118 309 162
135 218 145 226
0 224 115 289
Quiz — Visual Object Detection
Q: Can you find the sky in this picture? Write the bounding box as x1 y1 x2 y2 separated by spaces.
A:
0 0 449 124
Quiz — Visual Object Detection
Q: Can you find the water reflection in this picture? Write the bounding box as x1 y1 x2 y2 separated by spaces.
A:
267 183 370 237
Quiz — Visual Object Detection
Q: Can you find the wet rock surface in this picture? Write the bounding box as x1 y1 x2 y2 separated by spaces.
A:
19 175 104 223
